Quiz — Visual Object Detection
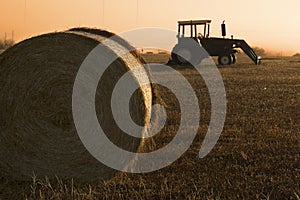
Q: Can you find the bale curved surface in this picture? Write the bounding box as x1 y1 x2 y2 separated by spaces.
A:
0 29 152 182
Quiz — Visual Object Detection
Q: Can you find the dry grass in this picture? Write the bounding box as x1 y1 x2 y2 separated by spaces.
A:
0 55 299 199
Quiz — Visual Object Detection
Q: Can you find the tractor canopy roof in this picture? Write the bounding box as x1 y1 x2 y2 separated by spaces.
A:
178 20 211 25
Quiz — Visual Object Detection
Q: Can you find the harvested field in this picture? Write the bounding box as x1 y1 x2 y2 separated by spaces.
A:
0 55 299 199
140 52 170 64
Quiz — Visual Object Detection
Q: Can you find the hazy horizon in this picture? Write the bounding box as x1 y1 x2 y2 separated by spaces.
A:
1 0 300 55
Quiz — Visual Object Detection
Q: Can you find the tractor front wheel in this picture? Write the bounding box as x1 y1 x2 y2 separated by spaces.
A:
218 55 232 65
231 54 236 64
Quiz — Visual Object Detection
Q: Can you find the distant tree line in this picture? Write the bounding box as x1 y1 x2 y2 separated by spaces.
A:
0 39 14 50
252 47 266 56
293 53 300 57
253 47 300 57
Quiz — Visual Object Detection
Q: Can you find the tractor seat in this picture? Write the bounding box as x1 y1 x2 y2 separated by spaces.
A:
197 33 204 39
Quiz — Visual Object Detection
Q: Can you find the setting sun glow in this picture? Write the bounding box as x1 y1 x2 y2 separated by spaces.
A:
1 0 300 55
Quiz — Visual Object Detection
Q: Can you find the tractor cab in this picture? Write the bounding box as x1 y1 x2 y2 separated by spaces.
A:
177 19 211 39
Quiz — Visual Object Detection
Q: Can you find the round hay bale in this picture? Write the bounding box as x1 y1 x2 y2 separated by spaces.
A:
0 29 152 182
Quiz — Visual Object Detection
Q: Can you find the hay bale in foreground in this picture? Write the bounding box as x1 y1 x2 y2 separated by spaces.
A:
0 29 152 182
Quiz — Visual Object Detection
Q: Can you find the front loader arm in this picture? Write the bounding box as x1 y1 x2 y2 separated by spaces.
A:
234 40 261 64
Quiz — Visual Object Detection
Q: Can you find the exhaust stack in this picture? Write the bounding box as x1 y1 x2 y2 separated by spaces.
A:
221 21 226 38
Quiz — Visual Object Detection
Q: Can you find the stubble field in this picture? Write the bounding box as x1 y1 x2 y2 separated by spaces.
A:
0 54 299 199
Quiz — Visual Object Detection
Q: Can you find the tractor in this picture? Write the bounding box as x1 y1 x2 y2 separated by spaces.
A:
170 20 261 65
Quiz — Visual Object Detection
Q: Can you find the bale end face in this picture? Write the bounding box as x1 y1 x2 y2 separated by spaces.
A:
0 29 152 182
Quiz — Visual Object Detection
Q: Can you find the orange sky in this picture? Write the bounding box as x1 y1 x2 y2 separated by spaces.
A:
1 0 300 55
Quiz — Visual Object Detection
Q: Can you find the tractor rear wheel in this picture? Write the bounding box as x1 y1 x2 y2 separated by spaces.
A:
218 55 232 65
171 41 206 65
171 45 192 64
